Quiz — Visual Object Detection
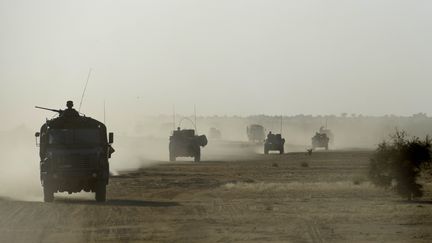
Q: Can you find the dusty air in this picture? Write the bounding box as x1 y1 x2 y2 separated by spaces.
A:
1 1 432 242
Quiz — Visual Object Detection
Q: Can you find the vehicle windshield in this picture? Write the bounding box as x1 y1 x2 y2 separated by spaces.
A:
48 129 102 146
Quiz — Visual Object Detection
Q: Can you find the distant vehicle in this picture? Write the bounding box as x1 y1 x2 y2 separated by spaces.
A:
264 132 285 154
169 128 208 162
35 101 114 202
247 124 265 142
209 127 222 140
312 131 329 150
319 126 334 145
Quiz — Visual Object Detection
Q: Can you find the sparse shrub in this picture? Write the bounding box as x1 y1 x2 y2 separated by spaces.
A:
242 178 255 183
369 130 432 200
352 175 366 185
301 162 309 167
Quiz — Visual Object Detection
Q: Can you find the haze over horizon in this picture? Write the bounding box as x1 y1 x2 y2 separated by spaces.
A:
1 0 431 130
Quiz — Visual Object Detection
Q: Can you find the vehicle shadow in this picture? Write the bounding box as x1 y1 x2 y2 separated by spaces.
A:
410 200 432 205
54 198 181 207
397 199 432 205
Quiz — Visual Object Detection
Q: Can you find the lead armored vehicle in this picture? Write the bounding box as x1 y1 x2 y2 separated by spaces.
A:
35 101 114 202
264 132 285 154
312 132 329 150
169 128 208 162
247 124 265 143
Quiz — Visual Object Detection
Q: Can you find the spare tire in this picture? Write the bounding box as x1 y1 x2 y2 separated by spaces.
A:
197 135 208 147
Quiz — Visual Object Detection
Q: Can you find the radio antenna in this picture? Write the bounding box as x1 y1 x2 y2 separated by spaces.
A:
280 115 283 135
194 104 197 132
173 104 176 130
103 100 106 124
79 68 92 112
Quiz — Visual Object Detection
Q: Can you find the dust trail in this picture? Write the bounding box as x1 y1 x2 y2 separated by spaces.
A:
110 133 262 171
132 115 432 151
0 127 173 201
109 135 170 174
0 126 42 201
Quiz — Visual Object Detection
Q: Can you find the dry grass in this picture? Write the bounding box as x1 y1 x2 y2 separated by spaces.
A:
223 181 379 192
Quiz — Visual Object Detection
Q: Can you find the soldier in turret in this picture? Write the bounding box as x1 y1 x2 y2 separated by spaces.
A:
267 131 272 139
61 100 80 118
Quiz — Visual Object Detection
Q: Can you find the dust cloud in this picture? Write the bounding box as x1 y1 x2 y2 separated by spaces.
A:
110 136 169 174
2 113 432 201
130 113 432 149
0 127 172 201
0 126 41 201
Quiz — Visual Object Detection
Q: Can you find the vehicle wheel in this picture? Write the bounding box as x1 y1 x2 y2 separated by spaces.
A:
169 152 176 162
194 149 201 162
280 147 284 154
43 186 54 202
95 182 106 202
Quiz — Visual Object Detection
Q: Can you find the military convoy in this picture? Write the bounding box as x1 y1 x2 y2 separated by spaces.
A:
169 128 208 162
264 132 285 154
32 101 338 203
247 124 265 143
35 101 114 202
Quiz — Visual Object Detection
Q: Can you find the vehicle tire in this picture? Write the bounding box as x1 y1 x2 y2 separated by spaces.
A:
194 149 201 162
95 182 106 202
264 147 269 154
169 152 176 162
43 186 54 202
169 142 176 162
280 147 284 154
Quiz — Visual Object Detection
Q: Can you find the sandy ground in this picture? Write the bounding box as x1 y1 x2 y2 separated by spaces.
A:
0 149 431 242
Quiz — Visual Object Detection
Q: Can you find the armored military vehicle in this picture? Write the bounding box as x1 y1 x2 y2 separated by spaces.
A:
319 126 334 145
209 127 222 140
264 132 285 154
169 128 207 162
312 132 329 150
247 124 265 143
35 101 114 202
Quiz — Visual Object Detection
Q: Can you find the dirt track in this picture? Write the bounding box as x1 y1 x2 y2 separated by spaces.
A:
1 150 431 242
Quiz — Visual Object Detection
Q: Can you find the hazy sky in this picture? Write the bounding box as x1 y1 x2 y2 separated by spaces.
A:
1 0 431 130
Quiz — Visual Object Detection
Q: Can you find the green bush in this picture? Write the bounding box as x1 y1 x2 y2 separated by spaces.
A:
369 131 431 200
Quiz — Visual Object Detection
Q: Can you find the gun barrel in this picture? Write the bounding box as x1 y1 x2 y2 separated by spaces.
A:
35 106 61 113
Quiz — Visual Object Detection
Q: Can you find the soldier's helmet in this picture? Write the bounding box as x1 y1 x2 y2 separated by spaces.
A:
66 101 74 109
